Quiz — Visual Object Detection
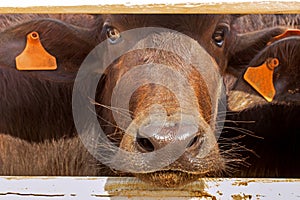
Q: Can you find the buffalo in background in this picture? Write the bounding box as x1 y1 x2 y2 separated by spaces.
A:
225 14 300 177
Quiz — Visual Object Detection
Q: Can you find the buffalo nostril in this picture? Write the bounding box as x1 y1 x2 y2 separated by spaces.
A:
136 132 155 152
186 135 200 149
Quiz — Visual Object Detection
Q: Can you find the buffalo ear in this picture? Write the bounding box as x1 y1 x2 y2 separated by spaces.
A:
229 27 286 67
225 26 286 111
225 27 286 91
227 28 300 112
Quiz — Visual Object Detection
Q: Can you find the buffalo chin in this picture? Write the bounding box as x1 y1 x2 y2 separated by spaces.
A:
135 170 202 188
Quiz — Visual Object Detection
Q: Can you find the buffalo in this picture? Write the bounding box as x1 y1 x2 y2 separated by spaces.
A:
0 14 299 187
0 15 103 141
225 14 300 178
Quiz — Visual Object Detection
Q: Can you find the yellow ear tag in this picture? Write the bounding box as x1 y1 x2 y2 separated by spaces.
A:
243 58 279 102
15 32 57 70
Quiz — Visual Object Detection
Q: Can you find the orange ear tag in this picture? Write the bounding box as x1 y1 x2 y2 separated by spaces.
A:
267 29 300 45
243 58 279 102
15 32 57 70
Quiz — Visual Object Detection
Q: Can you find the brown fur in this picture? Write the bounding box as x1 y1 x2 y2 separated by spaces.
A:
95 16 299 187
94 15 238 187
227 14 300 88
0 15 108 176
232 14 300 33
0 16 103 141
0 14 99 31
224 14 300 178
0 133 108 176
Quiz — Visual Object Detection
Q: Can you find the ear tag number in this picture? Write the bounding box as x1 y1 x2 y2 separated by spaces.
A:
244 58 279 102
15 31 57 71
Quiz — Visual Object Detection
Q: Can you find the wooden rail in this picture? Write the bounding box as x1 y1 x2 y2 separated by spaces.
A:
0 177 299 199
0 1 300 13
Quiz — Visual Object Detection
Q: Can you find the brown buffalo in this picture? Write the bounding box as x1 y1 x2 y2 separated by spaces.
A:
76 14 292 187
0 15 110 176
0 15 104 141
224 14 300 178
227 14 300 109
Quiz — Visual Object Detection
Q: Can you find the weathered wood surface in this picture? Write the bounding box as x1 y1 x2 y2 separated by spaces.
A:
0 177 299 199
0 1 300 13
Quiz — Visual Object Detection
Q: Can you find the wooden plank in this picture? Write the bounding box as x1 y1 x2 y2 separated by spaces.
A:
0 1 300 13
0 177 299 199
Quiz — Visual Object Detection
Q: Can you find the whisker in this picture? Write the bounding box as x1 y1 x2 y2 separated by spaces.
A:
87 106 127 132
221 126 263 139
218 136 260 158
89 97 133 119
222 120 255 124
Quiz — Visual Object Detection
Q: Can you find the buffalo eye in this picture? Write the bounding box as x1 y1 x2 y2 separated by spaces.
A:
106 27 121 44
212 24 229 47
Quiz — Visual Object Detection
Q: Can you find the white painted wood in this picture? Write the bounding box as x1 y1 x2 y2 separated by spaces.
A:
0 1 299 13
0 0 296 7
0 177 299 199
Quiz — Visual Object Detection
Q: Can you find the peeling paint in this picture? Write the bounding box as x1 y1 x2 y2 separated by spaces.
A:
0 177 299 199
0 2 300 13
0 192 65 197
231 193 252 200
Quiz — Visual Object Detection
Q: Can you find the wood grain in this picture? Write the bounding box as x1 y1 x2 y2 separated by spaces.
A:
0 2 300 14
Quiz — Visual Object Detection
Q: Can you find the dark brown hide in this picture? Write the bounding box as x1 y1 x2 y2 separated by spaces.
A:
232 14 300 33
224 15 300 94
223 14 300 178
225 38 300 177
229 36 300 110
0 17 103 141
223 105 300 178
0 14 98 31
0 134 106 176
